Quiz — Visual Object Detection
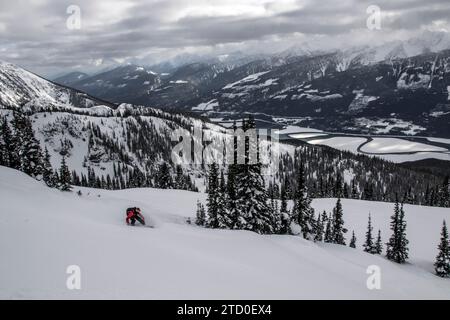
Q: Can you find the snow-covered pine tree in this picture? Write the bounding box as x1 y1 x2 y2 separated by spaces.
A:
226 164 239 229
439 176 449 208
331 198 346 245
434 220 450 277
72 171 81 186
156 162 173 189
292 161 314 239
314 213 324 242
349 231 357 248
0 117 8 166
131 165 146 188
386 199 399 261
278 185 291 234
235 163 273 234
217 170 232 228
375 230 383 254
273 200 282 234
363 214 375 254
0 117 4 166
386 198 409 263
268 182 281 233
334 172 343 198
19 115 43 178
58 156 72 191
234 116 273 234
195 201 206 226
11 111 28 168
351 179 359 199
324 213 333 243
42 147 55 187
397 203 409 263
175 165 186 190
5 115 20 170
206 163 220 228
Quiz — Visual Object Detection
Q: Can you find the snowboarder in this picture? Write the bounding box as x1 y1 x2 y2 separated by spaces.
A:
126 207 146 226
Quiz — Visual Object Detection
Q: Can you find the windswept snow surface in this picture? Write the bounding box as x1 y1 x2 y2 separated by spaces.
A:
192 99 219 111
275 125 323 135
1 166 450 299
361 138 447 153
289 133 328 139
308 137 368 153
223 71 270 89
427 137 450 145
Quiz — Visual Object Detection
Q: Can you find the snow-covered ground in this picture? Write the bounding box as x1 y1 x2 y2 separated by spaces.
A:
361 138 448 154
275 125 323 135
1 166 450 299
308 137 367 153
289 133 328 139
192 99 219 111
427 137 450 145
281 127 450 163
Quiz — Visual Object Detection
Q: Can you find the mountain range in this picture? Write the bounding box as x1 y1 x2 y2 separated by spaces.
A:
51 33 450 138
0 59 446 204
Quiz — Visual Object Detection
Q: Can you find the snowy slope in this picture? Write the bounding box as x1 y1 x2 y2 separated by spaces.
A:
0 61 114 110
1 166 449 299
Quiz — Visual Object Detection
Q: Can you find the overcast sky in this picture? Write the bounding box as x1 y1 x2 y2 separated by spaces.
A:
1 0 449 77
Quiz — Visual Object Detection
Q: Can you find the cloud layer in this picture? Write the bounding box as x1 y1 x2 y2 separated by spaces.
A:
1 0 449 76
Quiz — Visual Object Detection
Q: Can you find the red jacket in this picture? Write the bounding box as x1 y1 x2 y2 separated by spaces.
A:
126 209 137 224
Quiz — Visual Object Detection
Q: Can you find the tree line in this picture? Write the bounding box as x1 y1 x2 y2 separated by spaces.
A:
196 117 450 278
0 111 198 192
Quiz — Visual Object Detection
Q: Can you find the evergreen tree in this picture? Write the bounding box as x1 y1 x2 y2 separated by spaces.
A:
0 117 5 166
314 213 324 242
217 170 232 228
331 198 347 245
272 200 283 234
233 117 273 234
292 161 314 239
363 214 375 254
132 166 145 188
349 231 357 248
156 162 173 189
324 214 333 243
175 165 186 190
278 184 291 234
0 117 12 166
226 164 239 229
374 230 383 254
19 115 43 177
3 116 20 170
58 156 72 191
195 201 206 226
42 147 57 187
334 172 343 198
351 179 359 199
206 163 220 228
386 198 409 263
234 163 273 234
439 176 449 208
434 220 450 277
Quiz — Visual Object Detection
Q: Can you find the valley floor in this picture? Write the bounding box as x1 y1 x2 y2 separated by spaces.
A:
0 166 449 299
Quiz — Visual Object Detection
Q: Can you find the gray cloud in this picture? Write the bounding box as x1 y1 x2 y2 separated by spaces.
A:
0 0 449 77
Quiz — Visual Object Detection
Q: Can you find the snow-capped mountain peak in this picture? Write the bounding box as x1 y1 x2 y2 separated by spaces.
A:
0 61 115 111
